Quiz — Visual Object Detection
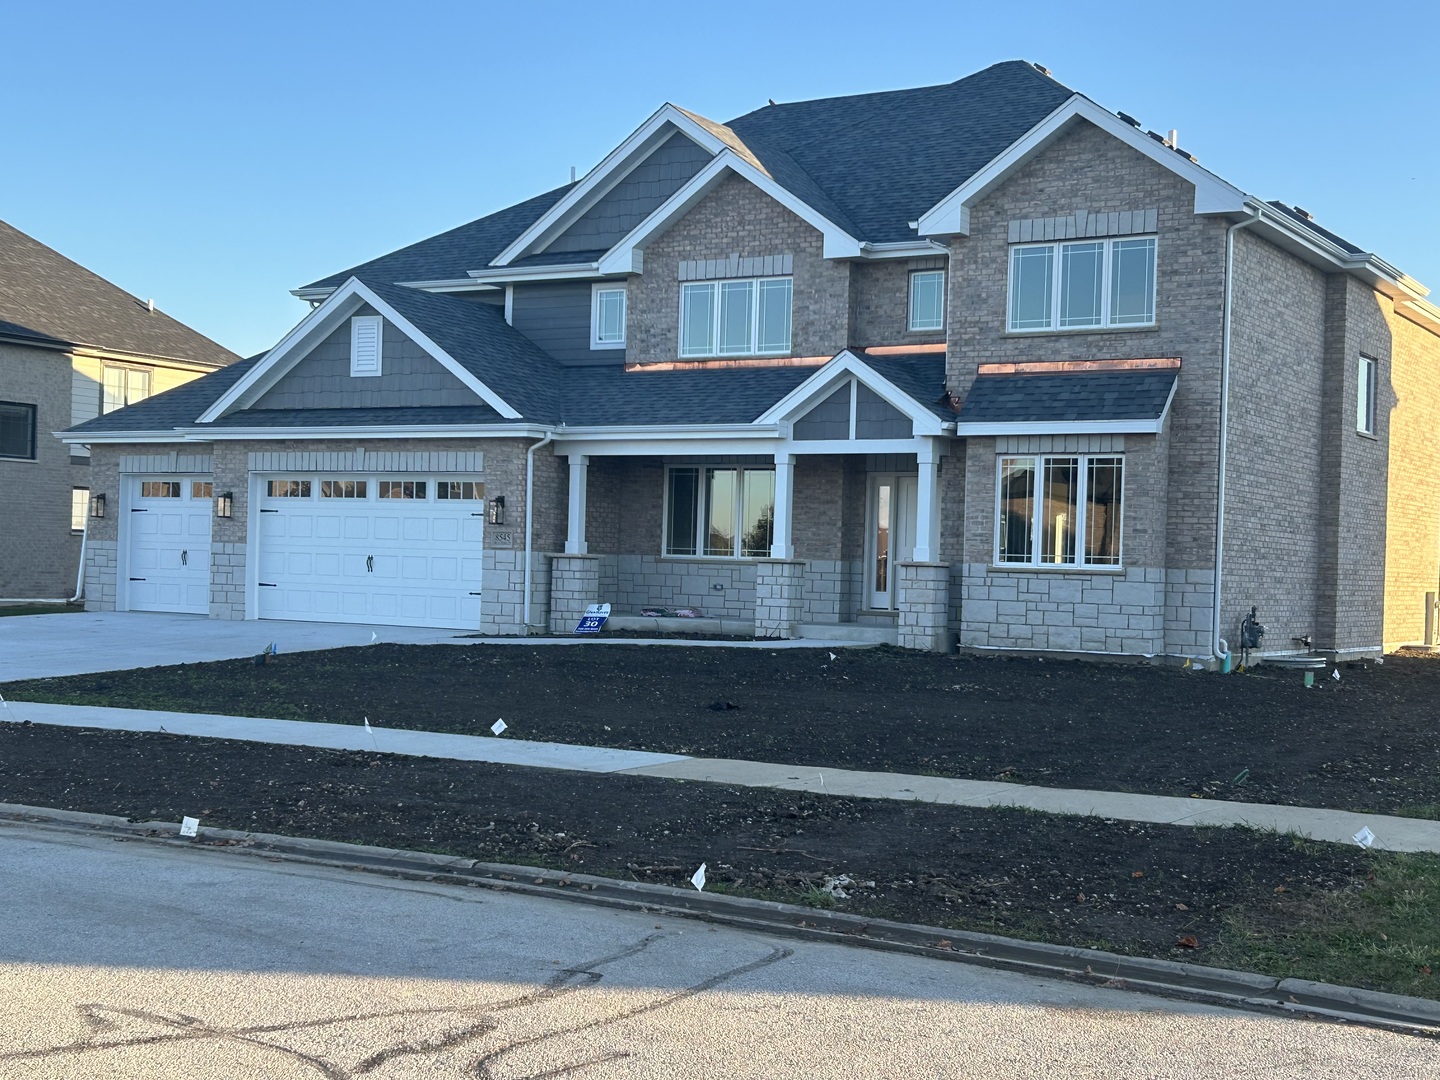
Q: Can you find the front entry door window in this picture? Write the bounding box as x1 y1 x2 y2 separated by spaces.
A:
867 474 917 610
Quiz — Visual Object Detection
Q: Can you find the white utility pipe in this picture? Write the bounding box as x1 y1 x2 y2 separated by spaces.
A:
1212 204 1263 660
521 432 555 631
0 519 88 605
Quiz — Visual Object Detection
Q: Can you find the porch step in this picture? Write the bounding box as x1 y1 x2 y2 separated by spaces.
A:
606 615 754 637
795 623 898 645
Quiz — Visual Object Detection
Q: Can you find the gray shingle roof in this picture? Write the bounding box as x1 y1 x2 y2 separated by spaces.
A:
1264 201 1365 256
65 353 263 434
559 365 818 426
0 219 238 367
958 369 1177 424
863 356 953 420
302 185 575 291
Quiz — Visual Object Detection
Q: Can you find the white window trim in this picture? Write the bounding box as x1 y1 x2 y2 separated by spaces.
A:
662 464 776 559
678 276 792 359
102 364 152 414
1357 355 1377 435
590 283 627 350
350 315 384 378
993 454 1125 569
908 269 946 332
1007 236 1157 333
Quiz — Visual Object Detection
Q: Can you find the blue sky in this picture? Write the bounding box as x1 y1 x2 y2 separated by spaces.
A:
2 2 1436 357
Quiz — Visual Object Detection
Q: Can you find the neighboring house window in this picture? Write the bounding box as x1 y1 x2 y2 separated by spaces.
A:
996 455 1124 567
665 466 775 557
591 285 626 349
350 315 383 377
0 401 36 459
102 366 151 413
1357 355 1377 435
1008 237 1157 332
679 277 792 357
908 270 946 332
71 488 89 531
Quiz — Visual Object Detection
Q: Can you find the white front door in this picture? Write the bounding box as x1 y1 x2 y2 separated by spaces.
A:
127 478 213 615
255 475 485 630
866 473 918 610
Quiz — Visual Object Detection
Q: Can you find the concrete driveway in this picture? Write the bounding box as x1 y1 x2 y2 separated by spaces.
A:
0 611 463 680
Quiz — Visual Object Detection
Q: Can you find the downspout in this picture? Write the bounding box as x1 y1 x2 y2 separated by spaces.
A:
522 431 555 631
1213 203 1263 660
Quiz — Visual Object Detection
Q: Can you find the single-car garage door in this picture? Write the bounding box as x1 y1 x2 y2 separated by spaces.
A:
127 477 214 615
256 475 485 630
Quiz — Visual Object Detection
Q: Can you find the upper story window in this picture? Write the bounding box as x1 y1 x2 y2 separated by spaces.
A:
908 270 946 332
350 315 383 377
997 454 1124 568
0 401 36 459
591 285 626 349
680 277 792 358
1357 355 1377 435
102 366 151 413
1008 237 1157 332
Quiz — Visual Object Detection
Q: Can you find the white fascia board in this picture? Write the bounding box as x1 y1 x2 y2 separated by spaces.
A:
56 429 187 444
1398 299 1440 337
466 263 604 283
956 418 1166 436
198 278 522 423
857 240 950 260
291 287 336 301
917 95 1247 238
782 436 941 455
492 105 730 267
598 152 863 275
556 423 769 439
754 349 948 435
395 279 503 293
196 424 550 440
561 436 784 458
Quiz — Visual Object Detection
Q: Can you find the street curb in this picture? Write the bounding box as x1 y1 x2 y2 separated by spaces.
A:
3 801 1437 1035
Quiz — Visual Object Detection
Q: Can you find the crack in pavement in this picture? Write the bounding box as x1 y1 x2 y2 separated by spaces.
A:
0 931 795 1078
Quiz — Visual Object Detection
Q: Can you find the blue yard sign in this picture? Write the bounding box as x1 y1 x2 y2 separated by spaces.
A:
575 602 611 634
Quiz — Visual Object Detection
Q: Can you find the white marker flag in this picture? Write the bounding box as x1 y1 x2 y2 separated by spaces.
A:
691 863 707 891
1331 669 1341 681
491 719 508 736
179 816 199 838
1354 826 1376 848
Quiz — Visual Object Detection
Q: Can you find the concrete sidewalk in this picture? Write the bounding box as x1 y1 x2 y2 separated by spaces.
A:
6 699 1439 855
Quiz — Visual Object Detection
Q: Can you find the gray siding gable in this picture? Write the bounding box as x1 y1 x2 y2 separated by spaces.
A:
543 132 712 256
254 304 479 410
510 281 625 366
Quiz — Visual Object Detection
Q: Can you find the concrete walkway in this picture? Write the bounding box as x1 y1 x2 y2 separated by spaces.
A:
0 611 863 682
6 699 1439 855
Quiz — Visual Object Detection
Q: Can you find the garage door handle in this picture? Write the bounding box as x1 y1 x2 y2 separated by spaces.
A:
131 507 148 512
181 549 187 566
366 555 374 573
129 577 146 582
469 591 482 596
260 508 278 514
259 582 277 587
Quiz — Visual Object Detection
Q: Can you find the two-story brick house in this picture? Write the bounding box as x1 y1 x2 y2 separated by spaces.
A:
1 219 238 600
63 61 1440 661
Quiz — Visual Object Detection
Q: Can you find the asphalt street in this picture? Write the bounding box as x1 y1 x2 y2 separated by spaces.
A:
0 822 1434 1079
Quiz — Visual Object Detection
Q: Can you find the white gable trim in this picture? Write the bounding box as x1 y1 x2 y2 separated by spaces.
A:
754 349 948 436
597 152 863 276
917 95 1247 238
197 278 522 423
492 105 730 267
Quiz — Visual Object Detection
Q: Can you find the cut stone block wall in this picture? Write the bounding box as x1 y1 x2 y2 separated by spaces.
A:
549 554 601 634
960 564 1166 655
897 562 952 652
612 554 756 619
82 539 117 611
755 560 806 639
210 543 247 620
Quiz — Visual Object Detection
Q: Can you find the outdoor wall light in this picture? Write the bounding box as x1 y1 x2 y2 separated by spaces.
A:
216 491 234 519
89 492 106 519
488 495 506 525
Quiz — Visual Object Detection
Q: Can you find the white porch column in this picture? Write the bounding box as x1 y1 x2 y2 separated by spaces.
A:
913 439 942 563
770 451 795 559
564 454 588 555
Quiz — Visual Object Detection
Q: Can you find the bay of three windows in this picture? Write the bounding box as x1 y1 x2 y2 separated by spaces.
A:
1009 237 1156 332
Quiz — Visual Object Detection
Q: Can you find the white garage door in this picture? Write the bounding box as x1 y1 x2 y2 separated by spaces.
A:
256 475 486 630
127 478 214 615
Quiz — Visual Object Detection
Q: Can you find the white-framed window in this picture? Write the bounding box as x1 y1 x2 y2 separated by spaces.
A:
908 269 946 332
436 479 485 500
1008 237 1157 332
350 315 383 377
679 277 792 358
591 284 626 349
664 465 775 558
320 479 368 499
996 455 1124 568
378 480 426 499
1357 355 1377 435
71 487 89 531
266 479 312 498
102 366 151 413
140 481 181 498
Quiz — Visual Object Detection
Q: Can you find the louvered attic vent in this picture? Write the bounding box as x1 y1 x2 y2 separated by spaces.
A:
350 315 383 377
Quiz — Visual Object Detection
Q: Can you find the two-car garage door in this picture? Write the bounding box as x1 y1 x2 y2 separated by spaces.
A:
255 475 486 630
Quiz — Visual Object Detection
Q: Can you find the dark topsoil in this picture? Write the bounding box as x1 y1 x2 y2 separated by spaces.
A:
6 644 1438 815
0 722 1373 966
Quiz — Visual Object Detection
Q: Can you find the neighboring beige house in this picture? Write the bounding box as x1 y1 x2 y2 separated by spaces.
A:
63 62 1440 660
0 219 238 598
